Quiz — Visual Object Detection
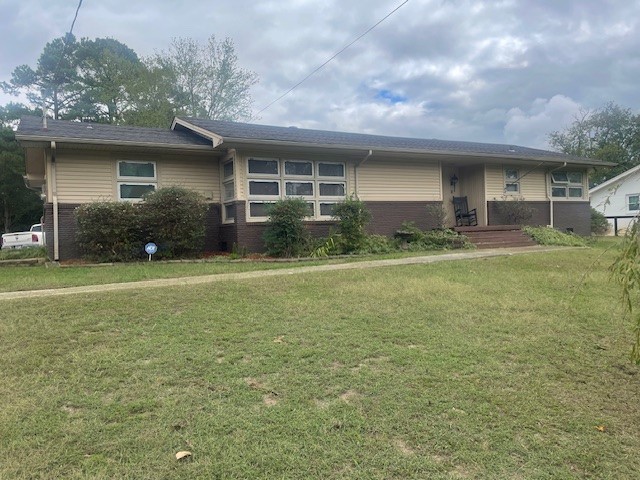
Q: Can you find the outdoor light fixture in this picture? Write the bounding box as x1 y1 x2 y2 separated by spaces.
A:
450 174 458 193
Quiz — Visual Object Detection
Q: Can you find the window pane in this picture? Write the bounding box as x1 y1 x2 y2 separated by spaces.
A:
568 187 583 198
629 196 640 211
119 161 155 178
285 181 313 196
223 161 234 179
120 184 155 199
320 203 336 216
248 158 278 175
223 181 234 200
567 172 582 184
249 202 272 217
249 181 279 196
305 202 315 216
505 169 518 181
319 183 346 196
318 163 344 177
551 172 568 183
505 183 519 193
224 203 236 220
285 161 312 176
551 186 566 197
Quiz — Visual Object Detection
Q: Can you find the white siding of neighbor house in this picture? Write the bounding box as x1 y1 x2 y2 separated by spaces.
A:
356 158 441 201
590 169 640 234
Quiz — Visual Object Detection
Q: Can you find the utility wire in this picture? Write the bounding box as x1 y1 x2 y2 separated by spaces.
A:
69 0 84 36
252 0 410 120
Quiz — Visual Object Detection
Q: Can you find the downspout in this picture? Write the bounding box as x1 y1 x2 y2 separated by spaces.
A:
355 149 373 196
547 162 567 228
50 141 59 261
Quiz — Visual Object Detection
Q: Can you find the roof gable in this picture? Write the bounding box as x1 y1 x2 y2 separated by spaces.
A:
589 164 640 194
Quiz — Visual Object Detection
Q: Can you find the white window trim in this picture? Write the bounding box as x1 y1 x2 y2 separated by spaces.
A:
550 170 585 200
246 158 347 221
221 158 236 223
503 168 520 195
627 194 640 212
116 160 157 202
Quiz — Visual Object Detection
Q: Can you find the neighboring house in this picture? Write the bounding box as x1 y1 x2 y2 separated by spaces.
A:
590 164 640 235
16 115 613 260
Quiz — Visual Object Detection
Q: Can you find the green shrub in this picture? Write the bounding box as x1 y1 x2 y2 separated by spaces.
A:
394 221 426 243
332 196 372 253
142 186 208 258
523 226 587 246
414 229 473 250
425 204 448 229
76 202 143 261
359 234 397 254
0 246 47 260
591 207 610 235
263 198 310 257
495 198 535 225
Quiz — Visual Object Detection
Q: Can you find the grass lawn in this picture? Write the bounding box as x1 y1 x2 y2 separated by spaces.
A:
1 243 638 478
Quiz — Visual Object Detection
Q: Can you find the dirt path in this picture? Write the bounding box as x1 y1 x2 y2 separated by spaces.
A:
0 246 573 301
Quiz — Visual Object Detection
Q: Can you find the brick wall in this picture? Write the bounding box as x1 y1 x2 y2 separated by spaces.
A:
487 201 550 226
44 203 82 260
553 202 591 235
365 201 443 236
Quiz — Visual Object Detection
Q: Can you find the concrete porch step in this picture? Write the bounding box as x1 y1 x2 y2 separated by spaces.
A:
453 225 537 249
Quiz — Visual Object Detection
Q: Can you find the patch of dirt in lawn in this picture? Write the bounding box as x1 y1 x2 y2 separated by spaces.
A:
263 393 279 406
61 404 82 415
393 438 415 456
339 389 360 403
351 356 390 373
244 377 265 390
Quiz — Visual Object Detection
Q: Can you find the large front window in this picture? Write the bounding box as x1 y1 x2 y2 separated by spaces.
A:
247 157 346 220
551 171 584 199
117 160 156 201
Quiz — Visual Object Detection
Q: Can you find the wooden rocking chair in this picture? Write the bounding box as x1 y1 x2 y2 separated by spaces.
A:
453 196 478 226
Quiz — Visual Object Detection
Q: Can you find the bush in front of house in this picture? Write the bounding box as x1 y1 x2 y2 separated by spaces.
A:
263 198 310 257
332 195 372 253
523 226 587 247
494 197 535 225
591 207 610 235
141 186 208 258
76 202 143 261
76 187 208 262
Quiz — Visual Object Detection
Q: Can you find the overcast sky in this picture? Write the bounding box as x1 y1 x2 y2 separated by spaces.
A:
1 0 638 149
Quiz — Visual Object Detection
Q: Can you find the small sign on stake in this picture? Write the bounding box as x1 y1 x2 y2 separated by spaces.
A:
145 242 158 261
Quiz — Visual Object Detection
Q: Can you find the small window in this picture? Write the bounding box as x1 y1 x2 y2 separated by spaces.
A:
118 161 155 179
224 203 236 221
223 181 235 201
504 168 519 194
119 183 156 200
249 181 279 196
320 203 337 216
285 181 314 196
223 161 234 179
319 183 346 197
285 161 313 176
248 158 279 175
551 171 584 199
552 186 566 197
568 187 583 198
318 163 345 177
249 202 273 217
628 195 640 211
551 172 568 183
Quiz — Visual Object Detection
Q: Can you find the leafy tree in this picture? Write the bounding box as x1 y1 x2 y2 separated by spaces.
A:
0 103 40 129
1 34 80 119
263 198 310 257
549 102 640 185
0 128 43 233
157 35 258 121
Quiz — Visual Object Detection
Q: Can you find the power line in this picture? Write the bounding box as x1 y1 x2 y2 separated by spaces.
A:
69 0 84 36
252 0 410 120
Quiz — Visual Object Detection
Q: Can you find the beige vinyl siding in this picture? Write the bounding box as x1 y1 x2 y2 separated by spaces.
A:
357 158 440 200
158 155 219 201
56 152 114 203
485 164 548 201
347 161 356 196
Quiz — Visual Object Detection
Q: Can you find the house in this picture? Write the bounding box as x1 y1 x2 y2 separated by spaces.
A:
16 115 613 260
590 164 640 235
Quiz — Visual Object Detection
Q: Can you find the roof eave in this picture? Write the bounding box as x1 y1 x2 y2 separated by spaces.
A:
14 134 214 151
219 137 615 166
172 117 224 147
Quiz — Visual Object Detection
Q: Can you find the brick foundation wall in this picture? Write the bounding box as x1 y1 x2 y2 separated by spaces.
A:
204 203 221 252
365 201 443 236
553 201 591 235
487 201 550 227
43 203 82 261
487 200 590 235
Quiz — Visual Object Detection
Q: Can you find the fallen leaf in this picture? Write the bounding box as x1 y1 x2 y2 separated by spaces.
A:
595 425 606 432
175 451 192 461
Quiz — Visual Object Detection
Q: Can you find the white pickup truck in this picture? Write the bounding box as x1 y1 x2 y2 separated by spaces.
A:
1 224 45 250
